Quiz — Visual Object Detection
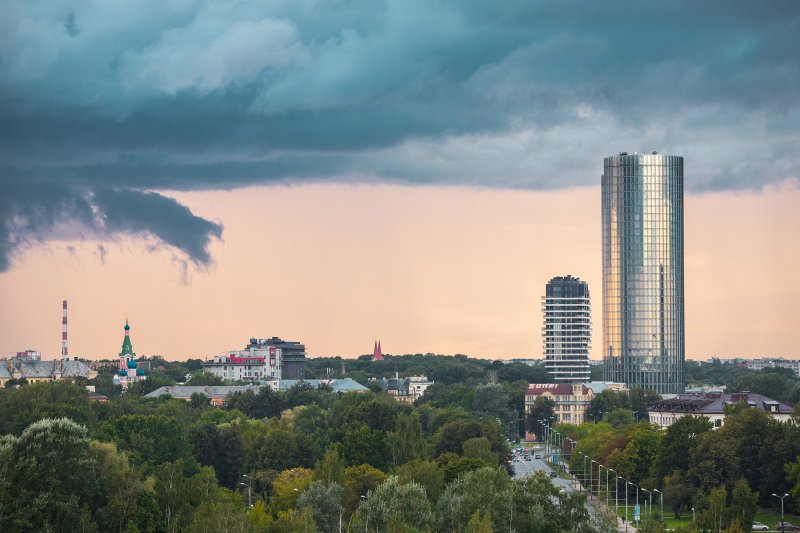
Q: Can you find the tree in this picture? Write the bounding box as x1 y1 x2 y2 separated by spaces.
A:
396 459 446 503
0 381 95 435
473 383 512 428
101 414 195 471
525 396 555 438
190 392 211 408
189 422 245 488
663 470 694 518
587 389 630 423
729 479 757 532
387 413 427 467
186 488 249 533
314 446 345 487
707 485 729 533
342 464 387 516
153 459 194 533
654 415 713 483
226 387 287 420
610 423 663 485
342 425 387 470
466 510 493 533
351 476 433 532
603 408 635 428
463 437 499 465
186 371 225 386
444 456 490 484
89 440 145 533
295 480 343 533
272 467 313 510
0 418 98 532
437 466 512 532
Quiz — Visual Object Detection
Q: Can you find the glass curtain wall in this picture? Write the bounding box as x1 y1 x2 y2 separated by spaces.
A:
602 153 684 394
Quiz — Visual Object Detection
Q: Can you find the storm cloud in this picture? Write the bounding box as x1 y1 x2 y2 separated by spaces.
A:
1 0 798 270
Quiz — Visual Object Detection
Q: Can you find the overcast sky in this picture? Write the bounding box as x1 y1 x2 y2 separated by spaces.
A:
1 1 798 359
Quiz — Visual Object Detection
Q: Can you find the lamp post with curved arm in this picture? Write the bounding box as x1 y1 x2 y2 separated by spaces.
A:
590 459 597 499
653 488 662 519
609 467 617 514
642 488 651 522
773 493 790 531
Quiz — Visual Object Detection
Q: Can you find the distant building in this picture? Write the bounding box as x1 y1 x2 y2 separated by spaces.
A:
0 356 95 386
202 345 283 382
373 373 434 403
15 350 41 361
525 383 594 425
542 275 591 383
113 321 145 390
525 381 630 426
648 392 793 428
372 341 384 361
246 337 307 379
144 378 368 407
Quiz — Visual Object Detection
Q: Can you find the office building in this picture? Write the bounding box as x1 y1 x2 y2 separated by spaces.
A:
542 275 591 382
602 152 684 394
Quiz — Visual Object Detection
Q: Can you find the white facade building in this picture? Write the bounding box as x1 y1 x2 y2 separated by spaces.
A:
202 345 282 382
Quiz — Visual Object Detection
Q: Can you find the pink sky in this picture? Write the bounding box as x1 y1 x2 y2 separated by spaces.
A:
0 183 798 361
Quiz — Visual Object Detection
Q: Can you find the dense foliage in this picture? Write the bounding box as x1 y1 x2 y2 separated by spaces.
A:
0 378 595 532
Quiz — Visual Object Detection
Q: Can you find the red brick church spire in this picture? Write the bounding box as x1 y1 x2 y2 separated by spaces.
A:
372 340 384 361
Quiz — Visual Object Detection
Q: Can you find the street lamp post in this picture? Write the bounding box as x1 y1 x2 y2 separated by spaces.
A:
642 488 651 521
773 493 790 531
240 474 252 507
590 459 597 499
621 478 626 529
653 488 662 519
610 468 618 515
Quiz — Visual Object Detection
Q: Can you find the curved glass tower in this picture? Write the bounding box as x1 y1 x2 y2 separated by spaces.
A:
543 275 591 382
602 152 684 394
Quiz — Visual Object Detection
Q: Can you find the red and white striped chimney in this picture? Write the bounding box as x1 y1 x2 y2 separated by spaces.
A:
62 300 68 362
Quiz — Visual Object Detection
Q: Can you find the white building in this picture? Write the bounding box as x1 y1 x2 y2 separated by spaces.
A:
202 345 282 382
648 392 793 429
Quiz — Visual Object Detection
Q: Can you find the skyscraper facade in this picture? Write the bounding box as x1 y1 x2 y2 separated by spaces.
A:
602 152 684 394
543 275 591 383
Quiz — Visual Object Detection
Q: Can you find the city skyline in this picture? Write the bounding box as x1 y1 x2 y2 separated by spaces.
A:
1 2 799 361
1 182 798 361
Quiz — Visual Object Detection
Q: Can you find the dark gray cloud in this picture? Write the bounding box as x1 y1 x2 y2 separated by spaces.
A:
1 0 798 270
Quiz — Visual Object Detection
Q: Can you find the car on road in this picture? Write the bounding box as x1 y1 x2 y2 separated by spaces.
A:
524 456 531 461
548 471 557 478
751 522 768 531
535 455 542 459
777 521 800 531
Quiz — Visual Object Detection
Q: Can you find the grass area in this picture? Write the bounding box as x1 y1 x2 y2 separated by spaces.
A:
609 505 800 531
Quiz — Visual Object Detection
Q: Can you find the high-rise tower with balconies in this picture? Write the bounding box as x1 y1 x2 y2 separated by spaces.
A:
543 275 591 383
602 152 684 394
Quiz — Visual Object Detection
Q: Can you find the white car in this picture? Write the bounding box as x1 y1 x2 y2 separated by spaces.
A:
751 521 768 532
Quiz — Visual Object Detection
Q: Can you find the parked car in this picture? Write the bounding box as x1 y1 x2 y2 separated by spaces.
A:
548 471 557 478
535 455 542 459
751 521 768 531
777 521 800 531
524 456 531 461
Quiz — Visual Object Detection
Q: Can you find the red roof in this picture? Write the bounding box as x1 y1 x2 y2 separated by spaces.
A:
525 383 589 396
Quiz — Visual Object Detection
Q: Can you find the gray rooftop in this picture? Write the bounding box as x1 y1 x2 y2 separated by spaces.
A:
649 392 793 415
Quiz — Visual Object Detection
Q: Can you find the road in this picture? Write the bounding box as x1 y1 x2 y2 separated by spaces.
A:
510 446 635 532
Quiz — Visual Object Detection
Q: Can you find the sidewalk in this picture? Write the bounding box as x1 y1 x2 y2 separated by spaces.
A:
584 488 637 532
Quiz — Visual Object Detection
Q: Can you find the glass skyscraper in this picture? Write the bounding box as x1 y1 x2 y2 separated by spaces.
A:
602 152 684 394
543 275 591 383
